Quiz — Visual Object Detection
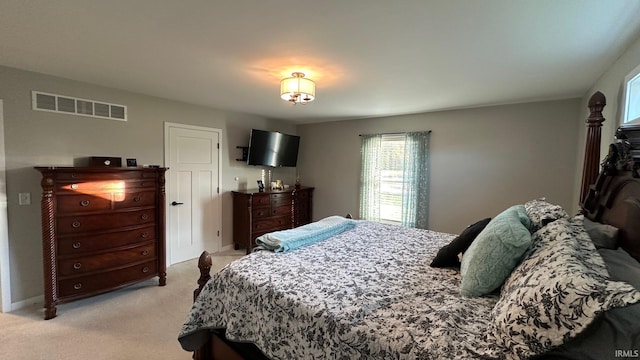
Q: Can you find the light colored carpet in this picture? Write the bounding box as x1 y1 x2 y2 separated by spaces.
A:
0 251 244 360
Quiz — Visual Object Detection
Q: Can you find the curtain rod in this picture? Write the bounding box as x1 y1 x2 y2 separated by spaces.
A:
358 130 432 137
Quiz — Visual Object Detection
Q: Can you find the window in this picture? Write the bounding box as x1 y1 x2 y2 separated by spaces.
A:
359 131 430 228
622 63 640 124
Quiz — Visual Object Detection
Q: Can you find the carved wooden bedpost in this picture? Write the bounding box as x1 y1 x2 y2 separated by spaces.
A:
193 251 212 360
580 91 606 205
194 251 212 301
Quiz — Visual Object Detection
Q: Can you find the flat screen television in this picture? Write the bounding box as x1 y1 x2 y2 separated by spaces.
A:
247 129 300 167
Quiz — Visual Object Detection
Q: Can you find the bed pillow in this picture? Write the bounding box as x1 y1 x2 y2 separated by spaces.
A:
527 245 640 360
524 198 569 232
489 218 640 359
430 217 491 268
582 216 619 249
460 205 532 297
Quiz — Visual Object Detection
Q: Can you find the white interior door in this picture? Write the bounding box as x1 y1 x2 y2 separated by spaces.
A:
165 123 222 265
0 99 11 312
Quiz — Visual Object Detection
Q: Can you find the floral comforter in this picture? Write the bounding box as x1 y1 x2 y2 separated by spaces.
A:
178 220 501 359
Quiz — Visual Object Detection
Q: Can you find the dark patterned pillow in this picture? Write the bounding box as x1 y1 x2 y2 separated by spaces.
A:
523 198 569 232
489 218 640 359
430 217 491 268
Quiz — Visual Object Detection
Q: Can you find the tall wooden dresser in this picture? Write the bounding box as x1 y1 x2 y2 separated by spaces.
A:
35 166 168 319
232 186 314 253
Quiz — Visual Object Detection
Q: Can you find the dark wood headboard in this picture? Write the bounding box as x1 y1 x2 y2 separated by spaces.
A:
582 123 640 261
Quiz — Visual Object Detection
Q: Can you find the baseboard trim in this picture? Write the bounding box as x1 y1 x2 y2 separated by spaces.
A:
220 244 234 252
11 294 42 311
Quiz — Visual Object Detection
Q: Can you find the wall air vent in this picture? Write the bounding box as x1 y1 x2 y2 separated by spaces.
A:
32 91 127 121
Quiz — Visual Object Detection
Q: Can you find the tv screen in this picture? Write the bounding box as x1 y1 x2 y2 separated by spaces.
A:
247 129 300 167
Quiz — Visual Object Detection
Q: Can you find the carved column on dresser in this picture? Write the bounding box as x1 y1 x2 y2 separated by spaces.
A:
39 171 58 320
157 169 167 286
580 91 606 205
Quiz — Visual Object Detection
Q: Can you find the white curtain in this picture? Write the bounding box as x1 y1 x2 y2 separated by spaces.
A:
401 131 430 228
359 134 382 222
359 131 430 228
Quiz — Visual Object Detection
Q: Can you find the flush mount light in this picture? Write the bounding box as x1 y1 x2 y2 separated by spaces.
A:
280 72 315 104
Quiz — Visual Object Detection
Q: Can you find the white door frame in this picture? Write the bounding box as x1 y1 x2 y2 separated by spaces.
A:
0 99 12 312
163 122 223 266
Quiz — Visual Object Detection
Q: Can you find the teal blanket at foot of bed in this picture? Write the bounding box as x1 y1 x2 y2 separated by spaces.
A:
254 215 357 253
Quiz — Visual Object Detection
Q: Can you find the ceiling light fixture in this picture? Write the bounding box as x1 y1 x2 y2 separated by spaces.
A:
280 72 315 104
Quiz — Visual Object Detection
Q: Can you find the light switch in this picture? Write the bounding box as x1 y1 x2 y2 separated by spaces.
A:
18 192 31 205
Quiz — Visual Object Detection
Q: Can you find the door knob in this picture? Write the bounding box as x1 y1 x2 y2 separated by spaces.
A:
171 201 184 206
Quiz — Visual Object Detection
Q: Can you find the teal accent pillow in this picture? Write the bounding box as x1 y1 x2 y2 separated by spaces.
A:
460 205 533 297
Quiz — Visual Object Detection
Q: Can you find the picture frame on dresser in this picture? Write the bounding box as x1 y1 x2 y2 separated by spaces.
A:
35 166 168 319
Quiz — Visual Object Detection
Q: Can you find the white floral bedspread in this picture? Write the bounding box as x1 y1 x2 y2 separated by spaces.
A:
178 220 502 359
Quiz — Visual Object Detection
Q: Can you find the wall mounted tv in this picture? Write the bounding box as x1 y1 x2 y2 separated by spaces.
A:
247 129 300 167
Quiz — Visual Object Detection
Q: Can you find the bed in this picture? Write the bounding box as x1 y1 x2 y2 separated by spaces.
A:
179 92 640 359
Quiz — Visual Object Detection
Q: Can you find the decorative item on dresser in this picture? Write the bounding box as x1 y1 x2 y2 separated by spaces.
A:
35 166 168 320
232 186 314 254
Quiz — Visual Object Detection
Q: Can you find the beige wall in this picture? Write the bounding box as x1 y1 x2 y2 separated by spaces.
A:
572 33 640 211
297 99 582 235
0 66 295 304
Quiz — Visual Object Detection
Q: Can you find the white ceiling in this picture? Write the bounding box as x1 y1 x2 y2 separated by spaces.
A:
1 1 640 124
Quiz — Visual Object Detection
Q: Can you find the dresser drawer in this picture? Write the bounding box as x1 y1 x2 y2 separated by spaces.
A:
253 215 291 232
58 260 158 298
270 192 290 199
251 194 270 207
272 204 292 216
112 190 156 209
57 194 113 213
56 179 157 193
55 171 149 181
58 243 156 276
120 179 158 189
295 189 310 199
57 209 156 235
58 226 156 255
57 190 157 214
271 195 292 207
252 207 270 218
56 179 128 194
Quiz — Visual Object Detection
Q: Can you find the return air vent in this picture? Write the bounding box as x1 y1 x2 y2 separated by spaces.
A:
32 91 127 121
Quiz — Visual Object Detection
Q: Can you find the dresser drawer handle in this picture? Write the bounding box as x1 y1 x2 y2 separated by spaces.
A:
72 221 81 228
140 232 149 238
80 200 90 207
141 250 149 256
142 266 149 273
73 262 82 270
73 283 82 290
133 196 141 202
72 242 81 249
141 214 149 220
70 183 78 189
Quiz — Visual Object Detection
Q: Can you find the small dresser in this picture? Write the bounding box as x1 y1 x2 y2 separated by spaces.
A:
35 166 167 319
232 187 314 253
